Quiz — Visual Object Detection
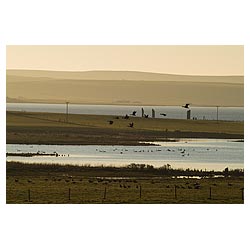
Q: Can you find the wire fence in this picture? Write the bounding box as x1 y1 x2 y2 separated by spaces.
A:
6 179 244 204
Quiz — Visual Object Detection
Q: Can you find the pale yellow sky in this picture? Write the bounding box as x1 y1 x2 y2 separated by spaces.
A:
6 45 244 75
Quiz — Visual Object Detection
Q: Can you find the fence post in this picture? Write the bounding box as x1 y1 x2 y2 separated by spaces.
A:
103 187 107 199
28 189 31 202
68 188 71 201
209 187 212 199
174 185 177 199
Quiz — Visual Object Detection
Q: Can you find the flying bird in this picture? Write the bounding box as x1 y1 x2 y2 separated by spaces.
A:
182 103 190 109
144 114 149 118
160 113 167 116
108 120 114 125
130 111 137 116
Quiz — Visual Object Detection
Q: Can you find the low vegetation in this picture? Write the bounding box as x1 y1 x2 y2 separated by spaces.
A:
6 162 244 204
7 111 244 145
6 111 244 204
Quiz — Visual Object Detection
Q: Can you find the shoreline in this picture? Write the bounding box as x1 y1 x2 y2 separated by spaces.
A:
6 130 244 146
6 161 244 178
7 111 244 145
6 101 244 108
6 111 244 146
6 136 244 146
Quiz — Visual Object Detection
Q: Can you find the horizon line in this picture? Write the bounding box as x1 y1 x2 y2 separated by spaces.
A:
6 68 244 77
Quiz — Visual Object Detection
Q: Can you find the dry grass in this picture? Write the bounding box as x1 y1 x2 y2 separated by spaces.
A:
6 111 243 145
6 162 244 204
7 111 243 133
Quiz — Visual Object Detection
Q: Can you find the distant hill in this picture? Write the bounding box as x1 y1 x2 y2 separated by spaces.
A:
6 70 244 106
7 69 243 84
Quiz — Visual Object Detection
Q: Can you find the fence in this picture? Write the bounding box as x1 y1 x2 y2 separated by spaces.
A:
6 180 244 204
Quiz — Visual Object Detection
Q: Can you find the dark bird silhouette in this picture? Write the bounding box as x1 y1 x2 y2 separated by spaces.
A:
123 114 129 119
182 103 190 109
129 122 134 128
108 120 114 125
144 114 149 118
130 111 137 116
160 113 167 116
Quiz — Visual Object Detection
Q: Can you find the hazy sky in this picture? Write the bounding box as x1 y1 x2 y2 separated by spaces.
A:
6 45 244 75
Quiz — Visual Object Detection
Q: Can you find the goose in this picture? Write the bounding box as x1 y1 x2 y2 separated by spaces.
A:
182 103 190 109
129 122 134 128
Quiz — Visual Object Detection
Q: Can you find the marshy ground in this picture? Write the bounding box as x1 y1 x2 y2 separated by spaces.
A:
6 111 244 204
6 111 244 145
6 162 244 204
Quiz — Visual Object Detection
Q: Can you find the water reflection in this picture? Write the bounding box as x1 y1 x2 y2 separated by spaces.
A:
6 103 244 121
6 139 243 171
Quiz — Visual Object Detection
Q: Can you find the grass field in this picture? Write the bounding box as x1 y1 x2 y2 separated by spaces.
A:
7 111 244 145
6 162 244 204
6 111 244 204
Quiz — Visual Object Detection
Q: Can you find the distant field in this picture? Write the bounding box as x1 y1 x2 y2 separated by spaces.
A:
6 111 244 145
6 162 244 204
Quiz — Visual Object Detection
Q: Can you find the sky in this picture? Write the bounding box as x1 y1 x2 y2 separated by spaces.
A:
6 45 244 76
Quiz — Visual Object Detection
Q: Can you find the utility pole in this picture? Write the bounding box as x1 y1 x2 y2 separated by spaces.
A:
66 101 69 123
216 106 219 123
142 108 144 117
152 109 155 118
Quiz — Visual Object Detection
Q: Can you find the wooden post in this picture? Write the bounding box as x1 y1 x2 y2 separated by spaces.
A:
28 189 31 202
66 102 69 123
209 187 212 199
103 187 107 199
68 188 71 200
139 185 142 199
216 106 219 123
174 185 177 199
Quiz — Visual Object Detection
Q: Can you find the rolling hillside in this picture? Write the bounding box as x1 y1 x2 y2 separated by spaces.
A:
6 70 244 106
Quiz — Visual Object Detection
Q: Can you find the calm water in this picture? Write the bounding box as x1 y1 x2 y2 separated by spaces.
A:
6 139 244 171
6 103 244 121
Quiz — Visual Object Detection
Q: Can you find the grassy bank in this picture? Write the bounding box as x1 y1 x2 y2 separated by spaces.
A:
6 111 244 145
6 162 244 204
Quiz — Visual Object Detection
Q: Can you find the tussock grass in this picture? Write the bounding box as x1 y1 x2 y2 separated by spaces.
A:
6 162 244 204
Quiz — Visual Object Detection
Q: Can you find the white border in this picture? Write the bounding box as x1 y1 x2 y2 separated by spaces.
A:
1 1 249 250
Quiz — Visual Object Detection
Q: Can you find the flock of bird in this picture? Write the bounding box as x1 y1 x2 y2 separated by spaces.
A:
93 145 220 169
107 103 191 128
96 145 217 157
